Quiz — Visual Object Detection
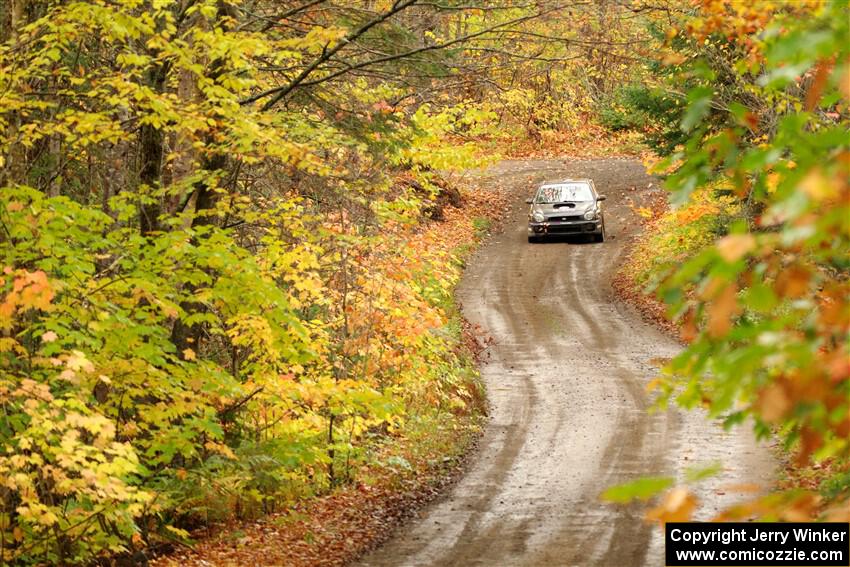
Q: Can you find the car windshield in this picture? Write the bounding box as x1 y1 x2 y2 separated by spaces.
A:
535 183 593 203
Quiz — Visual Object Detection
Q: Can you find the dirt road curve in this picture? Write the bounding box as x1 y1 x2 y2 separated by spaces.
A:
358 159 773 567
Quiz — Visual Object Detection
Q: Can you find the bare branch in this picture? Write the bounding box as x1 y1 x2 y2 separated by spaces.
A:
289 4 574 94
244 0 420 110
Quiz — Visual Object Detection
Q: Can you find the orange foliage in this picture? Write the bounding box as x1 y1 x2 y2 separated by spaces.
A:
0 268 54 326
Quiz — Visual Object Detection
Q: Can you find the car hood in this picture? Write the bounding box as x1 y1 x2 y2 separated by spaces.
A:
530 201 596 216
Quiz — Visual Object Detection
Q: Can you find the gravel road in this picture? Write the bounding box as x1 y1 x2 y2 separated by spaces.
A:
358 158 774 567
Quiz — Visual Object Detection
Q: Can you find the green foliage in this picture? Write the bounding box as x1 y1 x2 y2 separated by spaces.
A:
625 184 741 288
633 0 850 520
0 1 494 562
602 477 674 503
598 85 688 153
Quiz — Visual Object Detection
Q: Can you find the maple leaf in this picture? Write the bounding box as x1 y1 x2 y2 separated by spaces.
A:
41 331 58 342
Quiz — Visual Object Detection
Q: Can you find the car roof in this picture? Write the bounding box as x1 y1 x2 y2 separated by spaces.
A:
538 179 595 189
540 178 593 185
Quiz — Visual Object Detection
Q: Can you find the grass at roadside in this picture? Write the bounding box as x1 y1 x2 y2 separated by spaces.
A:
613 182 738 339
472 216 492 238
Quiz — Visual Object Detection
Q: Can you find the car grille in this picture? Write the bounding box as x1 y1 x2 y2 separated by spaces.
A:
548 215 582 222
548 222 594 233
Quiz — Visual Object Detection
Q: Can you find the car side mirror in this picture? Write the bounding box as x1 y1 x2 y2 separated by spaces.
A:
597 195 607 201
525 198 533 204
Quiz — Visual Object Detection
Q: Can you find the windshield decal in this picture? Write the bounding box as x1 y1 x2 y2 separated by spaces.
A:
536 183 592 203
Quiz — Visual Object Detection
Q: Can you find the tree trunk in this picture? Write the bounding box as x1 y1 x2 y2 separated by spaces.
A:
169 1 237 356
138 66 167 235
1 0 28 187
102 108 130 216
46 134 61 197
169 152 228 355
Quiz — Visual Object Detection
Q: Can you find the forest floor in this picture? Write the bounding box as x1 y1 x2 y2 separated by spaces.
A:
356 158 775 567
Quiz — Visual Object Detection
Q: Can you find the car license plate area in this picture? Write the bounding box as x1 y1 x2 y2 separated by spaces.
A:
548 223 591 233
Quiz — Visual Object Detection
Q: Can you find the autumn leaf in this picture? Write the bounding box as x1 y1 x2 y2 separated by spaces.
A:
796 427 823 467
756 383 791 423
41 331 58 342
679 307 698 343
775 266 811 298
66 350 94 373
636 207 654 219
799 169 837 202
804 60 832 111
645 487 697 524
706 283 739 338
716 233 755 262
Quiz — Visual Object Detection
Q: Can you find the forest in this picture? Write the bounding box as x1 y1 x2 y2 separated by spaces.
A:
0 0 847 565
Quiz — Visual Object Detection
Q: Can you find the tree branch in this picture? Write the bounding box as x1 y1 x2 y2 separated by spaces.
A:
243 0 420 110
292 4 572 93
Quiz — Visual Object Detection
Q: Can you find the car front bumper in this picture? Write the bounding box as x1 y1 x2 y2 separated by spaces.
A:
528 220 602 236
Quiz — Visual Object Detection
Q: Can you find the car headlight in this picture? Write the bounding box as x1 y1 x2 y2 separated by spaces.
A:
583 209 598 220
532 212 545 223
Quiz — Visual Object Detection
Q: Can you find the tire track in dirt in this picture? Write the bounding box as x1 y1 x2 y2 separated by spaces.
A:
357 158 773 567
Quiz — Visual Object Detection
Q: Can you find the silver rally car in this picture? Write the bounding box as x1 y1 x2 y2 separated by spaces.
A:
526 178 606 243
